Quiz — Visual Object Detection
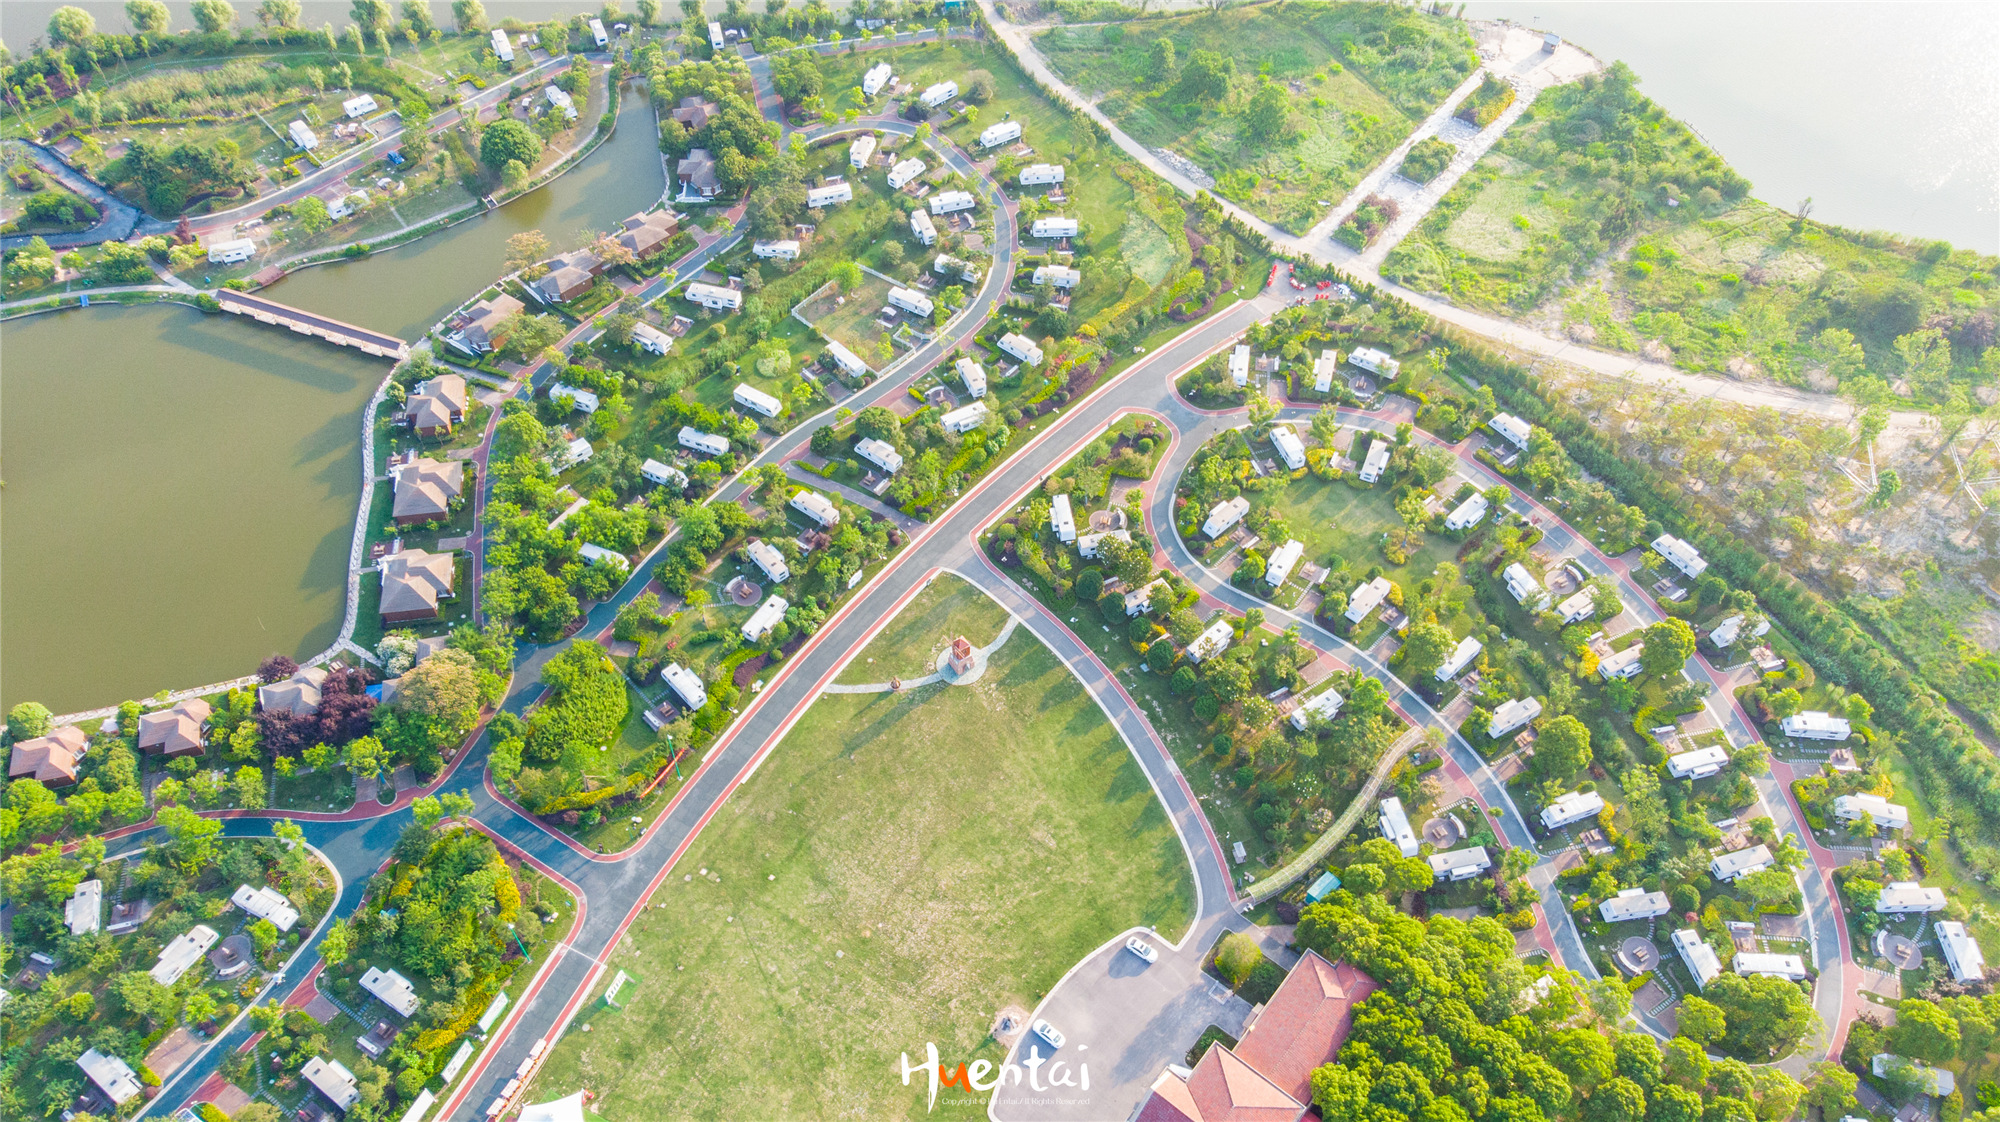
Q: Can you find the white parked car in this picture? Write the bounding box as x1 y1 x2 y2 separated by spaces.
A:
1125 936 1158 963
1032 1019 1065 1049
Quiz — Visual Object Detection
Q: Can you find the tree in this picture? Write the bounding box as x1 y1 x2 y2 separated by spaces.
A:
392 648 484 748
349 0 390 33
1895 328 1953 399
1676 994 1726 1045
636 0 658 24
1242 82 1288 142
1342 862 1385 896
258 654 300 684
1096 535 1153 587
453 0 486 30
770 53 823 105
1074 569 1105 601
1148 37 1176 80
1801 1061 1857 1117
411 790 475 829
257 0 302 26
1872 469 1902 506
156 804 223 870
1650 1084 1701 1122
481 118 544 172
319 917 352 965
1215 931 1262 986
963 69 997 103
113 970 174 1023
1733 867 1795 909
1401 620 1455 681
402 0 435 35
48 6 97 44
1704 973 1815 1059
1534 714 1590 777
1173 49 1233 104
1547 1027 1615 1090
1584 1076 1646 1122
293 195 331 234
1639 618 1696 678
1894 998 1961 1064
344 734 386 780
191 0 238 33
126 0 171 33
6 702 53 740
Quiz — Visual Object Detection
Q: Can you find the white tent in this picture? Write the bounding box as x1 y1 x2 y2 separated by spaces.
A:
518 1091 590 1122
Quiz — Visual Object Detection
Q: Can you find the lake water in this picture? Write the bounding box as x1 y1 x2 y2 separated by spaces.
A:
1 305 383 713
266 92 669 340
0 91 664 715
1462 0 2000 252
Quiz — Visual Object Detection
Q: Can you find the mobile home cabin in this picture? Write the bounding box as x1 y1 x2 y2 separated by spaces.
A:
733 382 783 418
1271 426 1306 471
862 62 894 98
1202 497 1249 538
999 332 1043 365
1313 348 1339 392
929 191 975 215
1031 216 1080 239
940 401 989 433
955 357 988 398
1444 493 1489 531
806 182 854 208
685 282 743 311
826 340 871 378
888 286 935 317
208 238 256 264
978 120 1023 148
1346 346 1398 378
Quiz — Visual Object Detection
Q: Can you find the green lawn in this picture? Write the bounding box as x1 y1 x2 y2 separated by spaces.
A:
527 573 1195 1120
271 764 357 813
833 573 1012 685
1256 444 1462 593
1037 2 1476 231
797 267 898 360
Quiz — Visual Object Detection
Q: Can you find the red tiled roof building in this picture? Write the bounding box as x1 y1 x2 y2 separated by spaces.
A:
1134 950 1376 1122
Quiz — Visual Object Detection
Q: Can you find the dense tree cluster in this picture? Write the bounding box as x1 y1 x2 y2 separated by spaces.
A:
1296 896 1809 1122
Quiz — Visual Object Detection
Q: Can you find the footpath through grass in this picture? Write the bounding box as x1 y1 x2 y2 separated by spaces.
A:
528 574 1195 1120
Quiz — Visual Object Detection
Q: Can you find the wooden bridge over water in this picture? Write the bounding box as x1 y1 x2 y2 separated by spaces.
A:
215 290 409 360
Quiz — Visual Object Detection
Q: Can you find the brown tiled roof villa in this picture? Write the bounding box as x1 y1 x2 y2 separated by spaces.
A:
9 725 88 785
137 699 211 756
1134 950 1375 1122
392 457 464 526
380 548 456 622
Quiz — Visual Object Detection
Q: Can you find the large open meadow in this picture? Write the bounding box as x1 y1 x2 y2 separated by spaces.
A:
528 574 1195 1120
1038 2 1476 231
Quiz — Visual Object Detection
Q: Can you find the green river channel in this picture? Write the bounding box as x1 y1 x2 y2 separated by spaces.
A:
1 93 666 714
